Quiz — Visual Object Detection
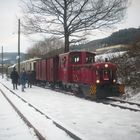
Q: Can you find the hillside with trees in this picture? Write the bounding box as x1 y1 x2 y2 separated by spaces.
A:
103 27 140 46
0 53 26 65
71 27 140 51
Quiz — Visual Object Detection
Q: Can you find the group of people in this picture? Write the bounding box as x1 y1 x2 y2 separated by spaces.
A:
10 67 34 92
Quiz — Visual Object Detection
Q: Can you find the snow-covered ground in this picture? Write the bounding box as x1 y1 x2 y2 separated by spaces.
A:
0 76 140 140
124 87 140 103
0 90 38 140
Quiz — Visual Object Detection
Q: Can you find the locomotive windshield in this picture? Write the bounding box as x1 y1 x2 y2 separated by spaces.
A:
102 69 112 81
96 69 116 84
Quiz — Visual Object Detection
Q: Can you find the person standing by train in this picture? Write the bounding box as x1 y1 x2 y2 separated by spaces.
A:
10 67 19 90
27 70 33 88
20 68 27 92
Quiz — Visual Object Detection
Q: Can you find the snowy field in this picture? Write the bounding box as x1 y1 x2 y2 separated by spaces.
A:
0 76 140 140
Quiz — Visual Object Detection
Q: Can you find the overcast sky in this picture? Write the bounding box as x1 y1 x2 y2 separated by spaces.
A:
0 0 140 53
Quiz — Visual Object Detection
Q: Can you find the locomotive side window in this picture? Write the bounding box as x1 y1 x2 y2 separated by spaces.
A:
86 54 95 63
61 56 66 67
71 55 80 63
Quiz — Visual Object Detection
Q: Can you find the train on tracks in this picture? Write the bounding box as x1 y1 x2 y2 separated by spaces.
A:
8 51 125 99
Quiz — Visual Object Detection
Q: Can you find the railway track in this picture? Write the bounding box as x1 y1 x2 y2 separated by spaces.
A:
51 86 140 112
98 97 140 112
0 82 83 140
38 84 140 112
0 88 45 140
0 89 39 140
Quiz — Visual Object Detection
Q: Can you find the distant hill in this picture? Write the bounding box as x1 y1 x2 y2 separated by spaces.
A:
70 27 140 51
0 52 26 65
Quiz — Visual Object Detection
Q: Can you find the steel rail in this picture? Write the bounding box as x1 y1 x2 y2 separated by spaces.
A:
0 88 46 140
0 82 83 140
106 97 140 107
99 97 140 112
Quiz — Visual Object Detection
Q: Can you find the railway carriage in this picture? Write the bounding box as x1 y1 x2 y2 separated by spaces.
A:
47 56 59 84
7 57 40 80
35 56 59 86
17 58 40 72
36 60 43 81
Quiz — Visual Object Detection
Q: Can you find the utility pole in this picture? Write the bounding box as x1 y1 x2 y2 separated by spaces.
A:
1 46 3 79
18 19 20 74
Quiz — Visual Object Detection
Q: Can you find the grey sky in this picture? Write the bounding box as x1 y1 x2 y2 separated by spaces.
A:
0 0 140 53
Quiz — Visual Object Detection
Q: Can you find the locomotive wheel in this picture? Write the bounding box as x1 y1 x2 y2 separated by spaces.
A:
75 87 84 98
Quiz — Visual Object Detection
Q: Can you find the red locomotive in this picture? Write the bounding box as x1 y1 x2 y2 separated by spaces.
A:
35 51 124 98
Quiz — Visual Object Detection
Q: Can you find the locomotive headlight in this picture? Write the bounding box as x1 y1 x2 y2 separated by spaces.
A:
96 80 100 84
105 64 108 68
113 79 116 83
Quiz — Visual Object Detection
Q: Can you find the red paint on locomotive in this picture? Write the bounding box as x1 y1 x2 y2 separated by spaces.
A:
59 51 96 84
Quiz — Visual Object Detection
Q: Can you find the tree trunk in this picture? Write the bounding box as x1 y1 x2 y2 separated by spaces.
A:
64 34 69 52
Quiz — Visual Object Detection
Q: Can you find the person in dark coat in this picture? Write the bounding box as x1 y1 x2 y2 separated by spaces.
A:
27 70 33 88
20 68 27 92
10 67 19 90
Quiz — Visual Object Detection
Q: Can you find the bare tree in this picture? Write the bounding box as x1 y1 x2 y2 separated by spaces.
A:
26 43 42 58
26 37 64 58
21 0 128 52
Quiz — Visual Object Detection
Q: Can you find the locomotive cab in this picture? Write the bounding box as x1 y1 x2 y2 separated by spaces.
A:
59 51 96 84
